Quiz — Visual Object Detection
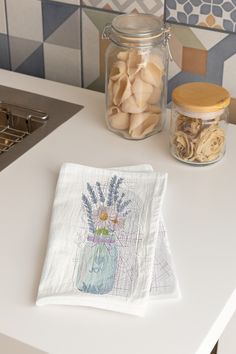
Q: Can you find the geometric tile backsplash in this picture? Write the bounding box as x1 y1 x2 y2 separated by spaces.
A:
165 0 236 33
83 0 163 14
168 24 236 100
0 0 236 108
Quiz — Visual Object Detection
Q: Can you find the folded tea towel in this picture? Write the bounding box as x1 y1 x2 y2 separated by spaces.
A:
150 219 180 299
37 163 174 316
112 165 180 300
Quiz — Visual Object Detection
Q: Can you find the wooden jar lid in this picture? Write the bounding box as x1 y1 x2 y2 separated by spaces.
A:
172 82 230 113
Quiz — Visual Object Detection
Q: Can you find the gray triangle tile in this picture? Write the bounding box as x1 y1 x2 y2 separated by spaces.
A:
9 36 42 70
6 0 43 41
0 33 10 70
82 8 117 88
42 0 79 40
45 9 80 49
15 44 44 78
44 43 81 86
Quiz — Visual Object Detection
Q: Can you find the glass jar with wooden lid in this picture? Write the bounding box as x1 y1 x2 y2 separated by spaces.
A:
170 82 230 165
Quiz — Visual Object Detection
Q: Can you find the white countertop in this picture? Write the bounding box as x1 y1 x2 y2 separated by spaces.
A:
0 69 236 354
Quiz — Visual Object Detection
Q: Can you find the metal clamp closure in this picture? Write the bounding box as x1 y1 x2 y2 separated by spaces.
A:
102 24 112 40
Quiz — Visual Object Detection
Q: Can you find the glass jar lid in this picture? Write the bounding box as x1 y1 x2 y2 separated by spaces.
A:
103 14 169 46
172 82 230 114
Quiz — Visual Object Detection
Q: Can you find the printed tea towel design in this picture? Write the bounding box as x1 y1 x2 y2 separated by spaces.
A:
37 163 178 316
76 176 132 295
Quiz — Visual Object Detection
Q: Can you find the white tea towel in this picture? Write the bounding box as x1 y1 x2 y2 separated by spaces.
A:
112 165 180 300
37 163 167 316
150 219 180 299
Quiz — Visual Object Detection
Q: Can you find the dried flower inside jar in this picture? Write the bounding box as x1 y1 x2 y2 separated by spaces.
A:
173 130 195 161
195 125 225 162
173 115 225 163
176 115 202 138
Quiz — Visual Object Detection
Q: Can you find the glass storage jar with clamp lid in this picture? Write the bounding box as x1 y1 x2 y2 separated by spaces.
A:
103 14 171 140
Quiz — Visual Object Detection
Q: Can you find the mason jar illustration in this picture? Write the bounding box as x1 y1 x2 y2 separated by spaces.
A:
76 240 118 294
76 177 130 295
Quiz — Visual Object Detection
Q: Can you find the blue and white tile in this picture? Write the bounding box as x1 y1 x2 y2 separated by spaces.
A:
0 0 7 34
220 1 236 33
83 0 164 17
42 0 79 41
44 43 81 86
165 0 201 26
168 29 236 101
6 0 43 41
45 8 80 49
165 0 236 33
9 36 42 70
191 26 227 49
15 44 44 79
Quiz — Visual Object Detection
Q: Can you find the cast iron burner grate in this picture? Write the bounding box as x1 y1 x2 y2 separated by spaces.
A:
0 102 48 154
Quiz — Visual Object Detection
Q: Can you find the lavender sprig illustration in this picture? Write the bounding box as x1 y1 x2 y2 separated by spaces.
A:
113 177 124 202
96 182 105 203
116 192 125 212
82 176 131 238
118 200 131 213
122 210 130 217
87 183 97 204
82 194 95 234
107 175 117 206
